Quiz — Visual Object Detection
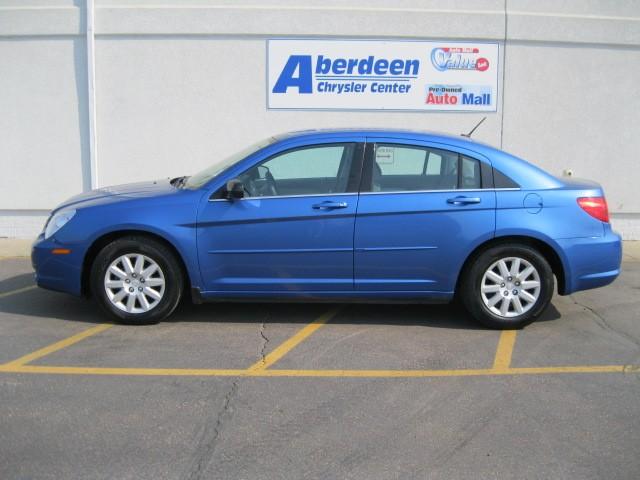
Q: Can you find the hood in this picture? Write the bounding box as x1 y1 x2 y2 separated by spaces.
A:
55 179 178 211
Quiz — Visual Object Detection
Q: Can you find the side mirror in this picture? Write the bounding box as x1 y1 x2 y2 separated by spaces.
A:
225 179 245 200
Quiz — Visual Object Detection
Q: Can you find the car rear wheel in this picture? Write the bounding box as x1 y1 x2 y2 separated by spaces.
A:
90 236 183 324
461 244 554 329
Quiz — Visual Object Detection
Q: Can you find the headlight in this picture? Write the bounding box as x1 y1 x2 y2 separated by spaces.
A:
44 209 76 239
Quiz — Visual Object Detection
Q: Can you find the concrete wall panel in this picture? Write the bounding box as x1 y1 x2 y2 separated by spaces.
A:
0 0 638 237
502 43 640 213
0 37 89 210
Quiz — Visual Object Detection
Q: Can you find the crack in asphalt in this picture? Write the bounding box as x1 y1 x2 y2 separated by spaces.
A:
570 295 640 354
424 402 502 474
257 312 270 368
182 380 239 480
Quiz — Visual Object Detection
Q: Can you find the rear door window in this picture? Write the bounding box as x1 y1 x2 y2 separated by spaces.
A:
460 156 481 189
371 144 467 192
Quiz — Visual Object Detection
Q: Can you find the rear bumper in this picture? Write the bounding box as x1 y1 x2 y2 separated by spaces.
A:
557 229 622 295
31 235 84 296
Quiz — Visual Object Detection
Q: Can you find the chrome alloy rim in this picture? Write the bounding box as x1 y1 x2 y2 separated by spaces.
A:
480 257 541 318
104 254 165 314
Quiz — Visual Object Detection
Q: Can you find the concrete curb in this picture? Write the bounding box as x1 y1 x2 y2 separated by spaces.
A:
623 241 640 262
0 239 32 258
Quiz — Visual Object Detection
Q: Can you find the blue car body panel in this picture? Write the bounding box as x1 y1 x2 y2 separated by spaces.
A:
31 129 622 303
354 135 496 293
33 183 203 296
197 193 358 292
354 190 495 293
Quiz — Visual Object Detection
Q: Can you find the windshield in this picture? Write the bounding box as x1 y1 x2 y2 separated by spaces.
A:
184 137 276 189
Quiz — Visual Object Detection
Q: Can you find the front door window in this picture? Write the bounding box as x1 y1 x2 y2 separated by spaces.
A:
237 143 356 198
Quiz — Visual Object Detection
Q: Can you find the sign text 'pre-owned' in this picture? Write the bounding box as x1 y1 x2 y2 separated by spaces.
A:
267 40 499 112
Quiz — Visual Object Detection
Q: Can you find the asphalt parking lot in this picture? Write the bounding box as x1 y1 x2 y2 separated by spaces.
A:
1 248 639 480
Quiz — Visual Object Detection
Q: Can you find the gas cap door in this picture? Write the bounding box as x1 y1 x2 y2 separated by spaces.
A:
523 193 543 214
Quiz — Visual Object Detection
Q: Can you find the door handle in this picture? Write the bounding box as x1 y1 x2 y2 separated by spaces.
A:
312 201 348 210
447 196 481 205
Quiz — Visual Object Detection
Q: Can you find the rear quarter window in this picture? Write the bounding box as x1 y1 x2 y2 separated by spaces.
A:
493 169 520 188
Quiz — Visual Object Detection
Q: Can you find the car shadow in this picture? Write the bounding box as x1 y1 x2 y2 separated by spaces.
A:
0 272 35 293
0 274 562 330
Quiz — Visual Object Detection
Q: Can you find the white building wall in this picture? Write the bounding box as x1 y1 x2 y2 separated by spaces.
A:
1 0 639 238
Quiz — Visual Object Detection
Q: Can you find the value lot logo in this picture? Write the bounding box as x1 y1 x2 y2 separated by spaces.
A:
430 47 490 72
267 39 499 112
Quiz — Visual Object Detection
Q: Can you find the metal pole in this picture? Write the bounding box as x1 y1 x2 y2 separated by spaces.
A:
86 0 98 189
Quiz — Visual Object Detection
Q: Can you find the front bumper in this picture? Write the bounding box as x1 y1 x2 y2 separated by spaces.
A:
557 228 622 295
31 235 84 296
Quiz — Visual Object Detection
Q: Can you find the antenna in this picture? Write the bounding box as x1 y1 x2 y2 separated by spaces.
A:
461 117 487 138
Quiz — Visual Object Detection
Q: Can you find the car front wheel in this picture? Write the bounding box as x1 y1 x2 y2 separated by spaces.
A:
90 236 183 324
461 244 554 329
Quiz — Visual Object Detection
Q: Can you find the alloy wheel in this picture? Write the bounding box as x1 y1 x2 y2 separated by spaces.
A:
104 253 166 314
480 256 541 318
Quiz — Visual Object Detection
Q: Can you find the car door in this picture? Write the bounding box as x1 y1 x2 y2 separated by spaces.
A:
354 138 496 293
197 141 364 294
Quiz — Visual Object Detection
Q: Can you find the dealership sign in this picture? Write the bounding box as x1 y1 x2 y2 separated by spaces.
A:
267 39 499 112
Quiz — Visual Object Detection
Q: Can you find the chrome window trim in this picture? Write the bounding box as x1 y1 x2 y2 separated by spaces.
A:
209 192 356 202
359 188 521 196
208 188 520 202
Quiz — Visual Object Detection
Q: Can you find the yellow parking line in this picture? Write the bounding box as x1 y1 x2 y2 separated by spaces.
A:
0 364 634 377
492 329 518 371
1 303 635 379
0 285 36 299
2 323 113 367
255 365 630 377
0 364 247 376
507 365 628 375
247 307 341 371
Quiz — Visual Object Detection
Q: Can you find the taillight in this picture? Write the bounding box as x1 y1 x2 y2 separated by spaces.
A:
577 197 609 223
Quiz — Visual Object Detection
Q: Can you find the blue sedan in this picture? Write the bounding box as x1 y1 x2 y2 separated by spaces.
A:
32 129 622 329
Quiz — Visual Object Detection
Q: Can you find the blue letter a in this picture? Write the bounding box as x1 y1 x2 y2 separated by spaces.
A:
272 55 313 94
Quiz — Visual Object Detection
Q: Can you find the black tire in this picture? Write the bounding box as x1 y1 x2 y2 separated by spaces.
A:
90 236 184 325
460 244 554 329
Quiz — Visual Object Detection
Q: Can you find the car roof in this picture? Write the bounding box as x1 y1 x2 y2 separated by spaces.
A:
273 128 562 190
276 127 480 144
274 128 506 155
